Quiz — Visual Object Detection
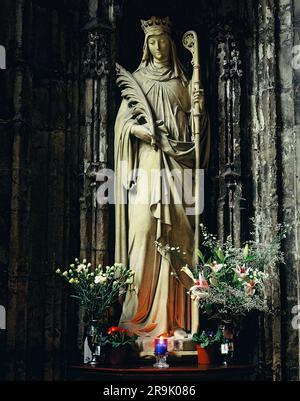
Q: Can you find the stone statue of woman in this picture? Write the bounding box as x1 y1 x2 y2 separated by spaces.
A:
114 16 210 338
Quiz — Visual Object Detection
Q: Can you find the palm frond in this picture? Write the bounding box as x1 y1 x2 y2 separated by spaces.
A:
115 63 156 149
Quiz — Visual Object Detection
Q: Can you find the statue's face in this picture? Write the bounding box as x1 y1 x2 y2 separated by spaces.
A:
148 33 170 63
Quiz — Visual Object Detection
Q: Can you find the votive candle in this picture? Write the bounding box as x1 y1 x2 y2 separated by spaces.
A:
155 336 167 355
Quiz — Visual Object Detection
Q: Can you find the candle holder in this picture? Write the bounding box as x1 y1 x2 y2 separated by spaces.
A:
153 337 169 368
153 352 169 368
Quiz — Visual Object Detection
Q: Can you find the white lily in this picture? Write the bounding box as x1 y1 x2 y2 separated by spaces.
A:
180 264 195 282
210 261 223 273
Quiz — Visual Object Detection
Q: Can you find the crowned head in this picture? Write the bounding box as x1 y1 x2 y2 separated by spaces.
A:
137 16 188 86
140 16 171 36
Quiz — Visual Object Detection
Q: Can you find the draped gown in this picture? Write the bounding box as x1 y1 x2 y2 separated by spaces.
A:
114 61 210 337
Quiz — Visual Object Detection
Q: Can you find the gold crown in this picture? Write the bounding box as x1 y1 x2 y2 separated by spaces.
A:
140 16 171 35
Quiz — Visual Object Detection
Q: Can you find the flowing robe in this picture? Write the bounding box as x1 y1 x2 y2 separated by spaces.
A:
114 62 210 337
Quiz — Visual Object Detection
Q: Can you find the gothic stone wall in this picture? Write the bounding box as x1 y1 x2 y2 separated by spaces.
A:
0 0 83 380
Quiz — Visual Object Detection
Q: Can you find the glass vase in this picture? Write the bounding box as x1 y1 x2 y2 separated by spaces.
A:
220 321 235 365
86 320 102 366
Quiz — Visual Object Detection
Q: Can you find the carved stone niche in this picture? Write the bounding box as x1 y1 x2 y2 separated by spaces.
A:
83 31 109 79
215 25 245 246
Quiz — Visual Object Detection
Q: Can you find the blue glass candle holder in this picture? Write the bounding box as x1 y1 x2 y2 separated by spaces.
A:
153 337 169 368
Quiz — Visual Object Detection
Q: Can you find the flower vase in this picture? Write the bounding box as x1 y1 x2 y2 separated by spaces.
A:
85 320 101 366
85 320 108 365
220 321 235 365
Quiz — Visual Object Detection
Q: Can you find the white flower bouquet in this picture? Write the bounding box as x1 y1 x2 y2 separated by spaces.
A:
56 259 135 325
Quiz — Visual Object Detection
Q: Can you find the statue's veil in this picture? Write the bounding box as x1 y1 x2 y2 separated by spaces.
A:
136 32 189 86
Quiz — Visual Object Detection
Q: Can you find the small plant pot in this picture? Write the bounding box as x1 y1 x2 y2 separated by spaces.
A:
196 344 216 364
109 346 127 366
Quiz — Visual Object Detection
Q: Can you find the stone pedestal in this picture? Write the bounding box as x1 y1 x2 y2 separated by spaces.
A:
133 334 197 362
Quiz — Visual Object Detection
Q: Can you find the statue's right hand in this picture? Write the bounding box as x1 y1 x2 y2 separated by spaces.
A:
130 124 153 143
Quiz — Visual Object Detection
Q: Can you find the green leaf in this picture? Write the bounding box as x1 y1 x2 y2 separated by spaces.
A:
197 249 205 262
204 303 213 314
201 338 209 348
214 328 224 343
213 247 225 263
209 277 218 287
218 248 225 262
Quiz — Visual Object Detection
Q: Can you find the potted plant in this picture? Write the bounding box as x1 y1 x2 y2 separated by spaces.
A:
103 326 138 366
192 329 223 364
56 259 135 364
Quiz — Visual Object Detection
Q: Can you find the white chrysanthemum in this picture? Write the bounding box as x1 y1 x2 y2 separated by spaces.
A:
94 275 107 284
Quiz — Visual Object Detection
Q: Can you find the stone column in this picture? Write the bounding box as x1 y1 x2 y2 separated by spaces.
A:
80 29 110 267
277 0 300 381
216 26 244 246
250 0 281 381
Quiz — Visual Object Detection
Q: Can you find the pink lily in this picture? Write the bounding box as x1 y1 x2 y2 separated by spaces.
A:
244 279 256 295
235 265 248 279
195 272 208 289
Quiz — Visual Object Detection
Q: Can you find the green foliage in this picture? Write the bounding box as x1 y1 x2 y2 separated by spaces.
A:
103 326 138 349
192 328 224 348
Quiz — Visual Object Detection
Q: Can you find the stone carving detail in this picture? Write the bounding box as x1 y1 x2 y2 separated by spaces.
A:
83 32 109 78
80 25 111 275
216 26 244 245
220 34 243 80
